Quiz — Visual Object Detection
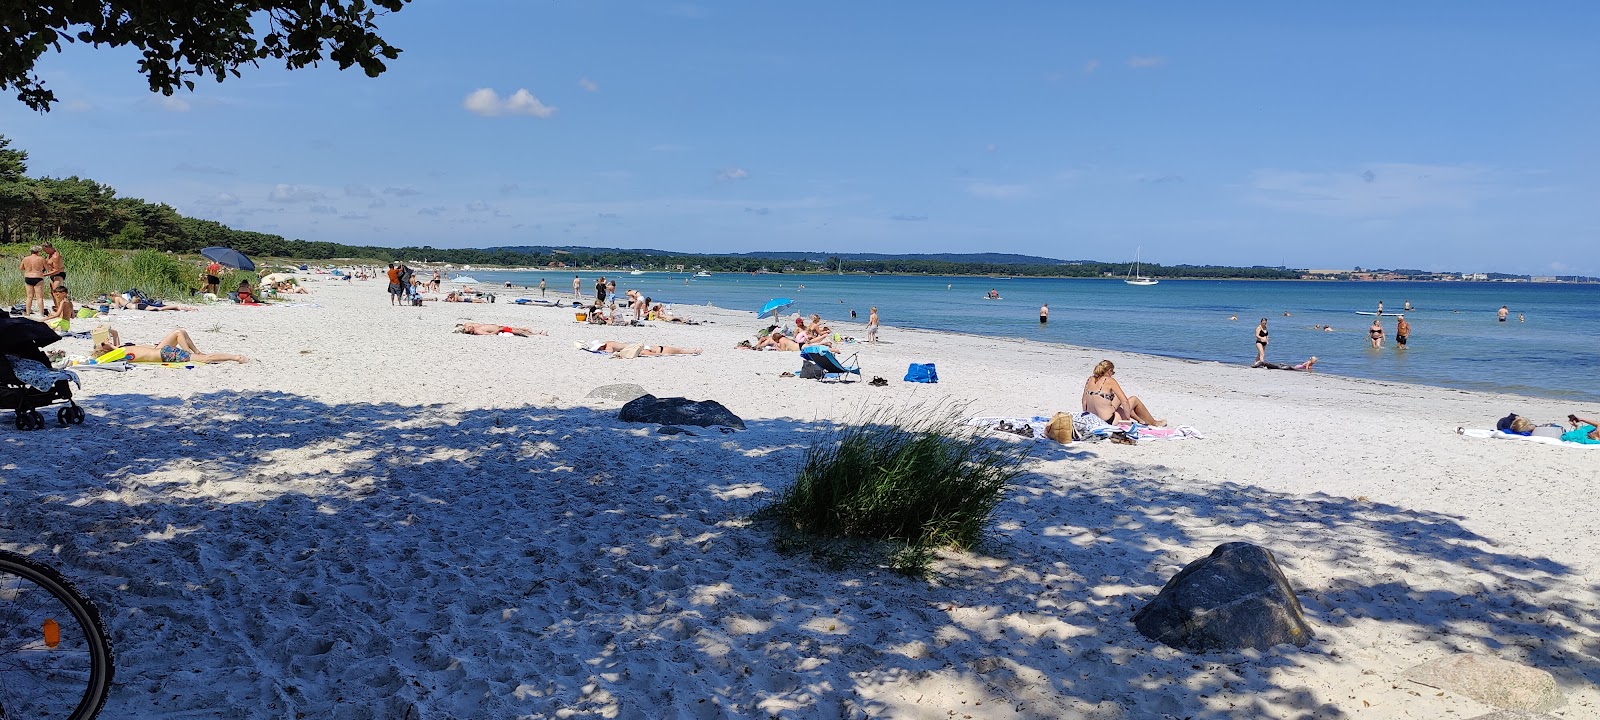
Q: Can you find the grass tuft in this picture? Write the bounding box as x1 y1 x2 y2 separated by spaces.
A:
765 402 1030 572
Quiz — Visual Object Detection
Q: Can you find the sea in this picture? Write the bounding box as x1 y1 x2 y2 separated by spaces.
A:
465 270 1600 403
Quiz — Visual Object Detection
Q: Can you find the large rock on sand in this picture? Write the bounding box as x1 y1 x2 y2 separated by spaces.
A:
588 383 650 402
619 395 745 430
1132 542 1314 652
1404 654 1565 711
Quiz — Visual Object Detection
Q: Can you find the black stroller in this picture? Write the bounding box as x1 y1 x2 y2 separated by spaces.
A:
0 311 86 430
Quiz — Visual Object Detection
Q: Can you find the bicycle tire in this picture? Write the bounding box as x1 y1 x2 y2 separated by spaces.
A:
0 549 115 720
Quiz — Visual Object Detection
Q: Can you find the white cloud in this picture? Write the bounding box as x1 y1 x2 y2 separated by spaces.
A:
1245 163 1495 217
967 182 1029 199
717 167 749 182
383 186 422 197
466 200 492 212
344 184 375 198
268 184 327 203
579 77 600 92
463 88 557 118
1128 56 1167 69
196 192 241 207
62 99 94 112
1083 59 1100 74
310 205 339 215
154 94 191 112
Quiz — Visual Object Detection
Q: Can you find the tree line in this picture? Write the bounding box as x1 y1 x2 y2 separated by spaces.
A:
0 134 1305 278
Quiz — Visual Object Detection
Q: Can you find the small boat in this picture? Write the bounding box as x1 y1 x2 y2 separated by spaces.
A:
630 270 645 275
694 271 712 278
1124 247 1158 286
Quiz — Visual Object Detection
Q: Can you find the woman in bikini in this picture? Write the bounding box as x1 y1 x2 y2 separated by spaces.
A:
1081 360 1164 426
453 322 546 336
1254 318 1269 366
588 341 702 356
96 328 248 364
1368 318 1384 349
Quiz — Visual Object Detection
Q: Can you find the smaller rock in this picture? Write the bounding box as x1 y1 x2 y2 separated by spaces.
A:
657 425 695 436
587 383 649 402
1131 542 1313 652
1404 654 1565 711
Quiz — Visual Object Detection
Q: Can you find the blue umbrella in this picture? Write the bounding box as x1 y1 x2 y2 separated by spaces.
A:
759 298 794 318
201 246 255 272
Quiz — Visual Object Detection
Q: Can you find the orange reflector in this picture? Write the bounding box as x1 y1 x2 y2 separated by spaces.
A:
43 618 61 648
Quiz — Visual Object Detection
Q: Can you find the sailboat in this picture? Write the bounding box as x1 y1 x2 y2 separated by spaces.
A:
1124 247 1158 286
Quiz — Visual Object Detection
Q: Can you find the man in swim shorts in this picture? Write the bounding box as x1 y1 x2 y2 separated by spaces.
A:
41 241 66 292
386 263 403 305
1040 304 1049 324
19 245 47 316
1395 316 1410 348
1498 305 1509 322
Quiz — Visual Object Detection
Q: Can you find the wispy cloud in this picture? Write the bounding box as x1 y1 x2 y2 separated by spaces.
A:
1128 56 1167 69
418 206 448 216
310 205 338 215
891 214 928 222
1245 163 1497 217
340 212 371 221
578 77 600 93
344 184 375 198
61 99 93 112
463 88 557 118
1083 59 1100 74
967 182 1029 199
383 186 423 197
195 193 241 207
151 94 191 112
177 162 236 176
466 200 493 212
268 184 327 203
1137 174 1184 184
716 167 749 182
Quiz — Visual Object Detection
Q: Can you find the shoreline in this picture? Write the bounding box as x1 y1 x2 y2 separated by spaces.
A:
7 275 1597 718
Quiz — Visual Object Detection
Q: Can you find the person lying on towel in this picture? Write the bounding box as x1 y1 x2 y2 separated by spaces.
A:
94 328 248 364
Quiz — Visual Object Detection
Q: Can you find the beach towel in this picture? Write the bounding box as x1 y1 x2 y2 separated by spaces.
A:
904 363 938 383
970 416 1054 440
1116 423 1208 440
1460 428 1600 449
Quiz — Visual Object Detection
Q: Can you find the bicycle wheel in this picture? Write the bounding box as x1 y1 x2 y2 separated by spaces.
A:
0 550 114 720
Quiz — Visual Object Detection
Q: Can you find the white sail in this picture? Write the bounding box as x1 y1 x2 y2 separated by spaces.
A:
1124 247 1159 286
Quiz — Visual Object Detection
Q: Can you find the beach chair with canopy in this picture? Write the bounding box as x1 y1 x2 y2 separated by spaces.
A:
799 345 862 383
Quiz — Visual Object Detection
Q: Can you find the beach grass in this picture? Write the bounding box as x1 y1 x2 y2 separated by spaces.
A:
766 402 1030 571
0 240 257 306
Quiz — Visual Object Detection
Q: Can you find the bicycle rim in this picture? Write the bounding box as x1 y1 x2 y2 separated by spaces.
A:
0 552 114 720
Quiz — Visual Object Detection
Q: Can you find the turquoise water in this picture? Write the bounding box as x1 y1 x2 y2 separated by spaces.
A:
474 271 1600 403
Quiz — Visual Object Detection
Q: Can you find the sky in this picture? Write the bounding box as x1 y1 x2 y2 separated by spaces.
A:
1 1 1597 276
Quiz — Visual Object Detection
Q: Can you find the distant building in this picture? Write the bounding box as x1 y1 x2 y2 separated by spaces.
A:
1463 273 1489 281
1531 276 1558 283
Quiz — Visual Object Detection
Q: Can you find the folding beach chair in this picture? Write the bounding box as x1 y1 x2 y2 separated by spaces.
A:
799 345 862 383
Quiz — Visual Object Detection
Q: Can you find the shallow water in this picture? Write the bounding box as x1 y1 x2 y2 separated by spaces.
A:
473 272 1600 403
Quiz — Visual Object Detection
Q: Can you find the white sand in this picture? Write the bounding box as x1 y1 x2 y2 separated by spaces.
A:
4 276 1597 719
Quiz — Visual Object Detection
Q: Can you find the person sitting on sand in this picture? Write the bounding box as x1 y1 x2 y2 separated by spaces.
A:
585 340 702 356
1254 357 1318 371
95 328 248 364
1081 359 1165 427
235 280 259 304
750 329 801 351
453 322 546 337
41 286 74 332
1563 414 1600 444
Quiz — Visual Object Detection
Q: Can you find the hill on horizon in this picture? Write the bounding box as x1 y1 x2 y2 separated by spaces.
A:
489 246 1074 265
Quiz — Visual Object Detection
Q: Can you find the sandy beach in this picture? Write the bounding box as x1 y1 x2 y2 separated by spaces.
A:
5 275 1597 719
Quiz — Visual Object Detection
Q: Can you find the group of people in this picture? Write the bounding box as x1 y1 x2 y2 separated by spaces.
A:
1493 412 1600 445
17 242 67 316
737 313 847 351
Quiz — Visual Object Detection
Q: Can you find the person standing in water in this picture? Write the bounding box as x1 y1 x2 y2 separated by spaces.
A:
538 277 547 297
1369 317 1384 349
1377 300 1384 315
1498 305 1509 322
1039 304 1049 324
1395 316 1410 349
866 307 880 343
1403 299 1413 311
1253 318 1269 366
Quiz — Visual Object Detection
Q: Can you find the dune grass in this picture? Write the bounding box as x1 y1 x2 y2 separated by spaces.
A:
0 240 257 307
765 402 1031 574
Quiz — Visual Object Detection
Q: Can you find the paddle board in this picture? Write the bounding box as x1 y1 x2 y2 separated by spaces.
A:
1355 311 1403 317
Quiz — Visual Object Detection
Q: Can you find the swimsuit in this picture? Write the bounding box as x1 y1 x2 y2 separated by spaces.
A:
24 277 42 286
159 345 191 363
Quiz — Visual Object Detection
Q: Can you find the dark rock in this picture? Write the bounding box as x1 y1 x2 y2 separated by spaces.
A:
1132 542 1314 652
657 425 695 436
587 383 650 402
619 395 745 430
1405 654 1565 711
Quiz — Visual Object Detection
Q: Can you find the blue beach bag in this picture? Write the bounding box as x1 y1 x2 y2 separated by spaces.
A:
904 363 939 383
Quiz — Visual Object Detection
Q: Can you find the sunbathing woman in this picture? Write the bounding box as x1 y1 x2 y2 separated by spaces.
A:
97 328 248 363
1254 357 1318 371
587 341 702 356
109 294 196 311
753 329 801 351
453 322 546 336
1081 359 1165 426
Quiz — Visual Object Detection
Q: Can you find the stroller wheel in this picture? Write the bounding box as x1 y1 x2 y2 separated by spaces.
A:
29 409 45 429
14 412 29 431
69 405 86 425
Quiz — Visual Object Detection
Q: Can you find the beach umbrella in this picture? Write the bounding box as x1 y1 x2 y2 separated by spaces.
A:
759 298 794 319
201 246 256 272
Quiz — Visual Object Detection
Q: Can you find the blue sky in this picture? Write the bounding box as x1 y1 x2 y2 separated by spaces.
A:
2 2 1596 275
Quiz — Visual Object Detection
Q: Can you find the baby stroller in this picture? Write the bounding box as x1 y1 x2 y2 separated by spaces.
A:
0 311 86 430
